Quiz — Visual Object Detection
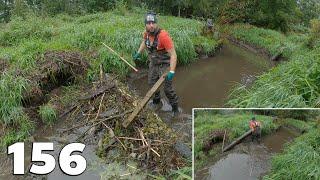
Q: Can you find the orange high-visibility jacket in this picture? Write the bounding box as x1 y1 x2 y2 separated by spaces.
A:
249 121 261 130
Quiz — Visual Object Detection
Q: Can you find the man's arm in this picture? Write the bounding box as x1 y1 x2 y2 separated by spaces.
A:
137 40 146 53
167 48 177 72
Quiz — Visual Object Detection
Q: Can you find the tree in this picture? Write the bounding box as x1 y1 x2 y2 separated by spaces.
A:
297 0 320 25
0 0 13 22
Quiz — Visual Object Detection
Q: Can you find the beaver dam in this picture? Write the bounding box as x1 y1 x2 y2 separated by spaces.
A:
196 127 299 180
0 50 190 179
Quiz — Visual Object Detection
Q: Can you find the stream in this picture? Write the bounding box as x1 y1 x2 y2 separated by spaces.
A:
128 42 272 113
196 127 300 180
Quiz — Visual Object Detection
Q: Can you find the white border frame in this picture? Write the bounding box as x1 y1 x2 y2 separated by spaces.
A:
192 107 320 180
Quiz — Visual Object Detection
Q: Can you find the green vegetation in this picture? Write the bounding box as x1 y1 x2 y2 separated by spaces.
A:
0 70 35 147
194 110 319 179
227 21 320 108
278 118 314 133
264 129 320 180
0 10 218 149
38 104 57 125
3 0 320 33
194 110 278 169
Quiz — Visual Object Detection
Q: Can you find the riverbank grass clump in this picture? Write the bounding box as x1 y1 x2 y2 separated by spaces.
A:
38 104 57 125
264 129 320 180
226 23 320 108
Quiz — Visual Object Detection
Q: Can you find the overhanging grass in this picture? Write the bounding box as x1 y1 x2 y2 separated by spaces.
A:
279 118 314 132
263 129 320 180
226 23 320 108
228 47 320 108
225 23 300 57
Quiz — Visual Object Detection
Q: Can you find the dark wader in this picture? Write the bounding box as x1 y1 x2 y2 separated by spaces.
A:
251 126 261 142
146 29 178 109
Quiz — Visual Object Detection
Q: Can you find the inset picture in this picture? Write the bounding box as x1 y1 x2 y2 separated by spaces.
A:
193 108 320 180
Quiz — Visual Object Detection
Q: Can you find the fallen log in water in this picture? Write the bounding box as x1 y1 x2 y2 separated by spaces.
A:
223 129 253 152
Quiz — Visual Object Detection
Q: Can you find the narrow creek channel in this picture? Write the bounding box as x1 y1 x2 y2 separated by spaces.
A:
196 127 300 180
128 42 272 113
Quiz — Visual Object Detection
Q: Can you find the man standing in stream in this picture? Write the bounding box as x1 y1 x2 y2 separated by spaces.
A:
132 12 179 116
249 117 262 143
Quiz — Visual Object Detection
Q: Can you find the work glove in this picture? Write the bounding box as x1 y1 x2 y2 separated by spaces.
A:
166 71 175 81
132 51 141 61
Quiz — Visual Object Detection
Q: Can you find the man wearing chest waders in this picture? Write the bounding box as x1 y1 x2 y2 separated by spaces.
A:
132 12 179 117
249 117 262 143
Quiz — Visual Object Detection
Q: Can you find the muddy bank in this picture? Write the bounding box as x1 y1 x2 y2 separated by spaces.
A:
23 50 89 108
228 36 285 63
196 127 299 180
128 42 271 112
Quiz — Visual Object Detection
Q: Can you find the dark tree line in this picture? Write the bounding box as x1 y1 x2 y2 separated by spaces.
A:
1 0 320 32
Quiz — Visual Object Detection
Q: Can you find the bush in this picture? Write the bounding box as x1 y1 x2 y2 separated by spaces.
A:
306 19 320 49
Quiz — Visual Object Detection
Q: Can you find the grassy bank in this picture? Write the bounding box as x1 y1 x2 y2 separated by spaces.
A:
264 128 320 180
194 111 278 169
0 11 219 148
226 23 320 108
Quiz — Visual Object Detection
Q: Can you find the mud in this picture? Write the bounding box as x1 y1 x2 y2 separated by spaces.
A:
196 127 299 180
128 42 272 113
1 73 188 179
23 50 89 107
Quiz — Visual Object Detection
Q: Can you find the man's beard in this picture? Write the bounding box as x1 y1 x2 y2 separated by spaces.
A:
146 27 158 35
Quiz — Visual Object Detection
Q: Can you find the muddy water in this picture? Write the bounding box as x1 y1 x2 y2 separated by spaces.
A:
196 127 299 180
129 42 271 113
0 115 146 180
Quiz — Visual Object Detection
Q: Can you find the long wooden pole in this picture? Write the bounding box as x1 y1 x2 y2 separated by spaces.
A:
223 129 253 152
102 42 138 72
122 70 168 128
221 129 227 152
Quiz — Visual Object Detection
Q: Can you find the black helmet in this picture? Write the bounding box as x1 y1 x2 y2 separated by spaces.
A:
145 12 157 25
252 117 256 120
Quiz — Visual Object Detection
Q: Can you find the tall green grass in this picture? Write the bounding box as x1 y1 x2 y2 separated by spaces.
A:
227 23 320 108
264 129 320 180
0 11 219 77
0 71 28 125
228 47 320 107
0 71 35 148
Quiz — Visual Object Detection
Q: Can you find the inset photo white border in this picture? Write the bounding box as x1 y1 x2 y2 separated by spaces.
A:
192 108 320 180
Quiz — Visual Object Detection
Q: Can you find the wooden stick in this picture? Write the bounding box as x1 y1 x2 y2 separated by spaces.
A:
102 42 138 72
101 122 127 151
94 92 105 121
122 70 168 128
138 129 160 157
223 129 253 152
75 110 133 141
222 129 227 152
117 137 165 143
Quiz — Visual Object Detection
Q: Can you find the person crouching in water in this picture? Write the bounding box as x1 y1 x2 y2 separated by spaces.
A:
249 117 261 143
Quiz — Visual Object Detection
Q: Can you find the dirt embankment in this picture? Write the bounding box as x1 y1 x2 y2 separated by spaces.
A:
23 51 89 108
227 36 285 62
